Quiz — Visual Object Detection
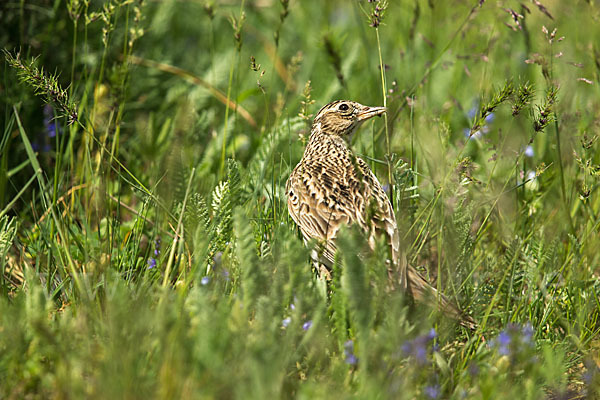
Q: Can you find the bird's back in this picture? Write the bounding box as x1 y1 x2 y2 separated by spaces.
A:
287 129 402 278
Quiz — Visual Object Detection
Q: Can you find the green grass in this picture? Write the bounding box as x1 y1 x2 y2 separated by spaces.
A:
1 0 600 398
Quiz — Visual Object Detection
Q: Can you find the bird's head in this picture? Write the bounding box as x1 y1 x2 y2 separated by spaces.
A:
313 100 386 139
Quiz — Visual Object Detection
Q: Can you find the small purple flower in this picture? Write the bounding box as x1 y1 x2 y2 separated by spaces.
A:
468 363 480 376
147 238 161 269
43 104 62 138
424 385 440 399
464 128 483 140
290 303 295 311
401 328 437 364
497 331 511 356
31 142 51 152
302 320 312 331
345 354 358 365
46 122 60 138
526 170 536 181
467 107 478 119
153 238 161 256
343 340 358 365
492 323 536 359
415 345 427 362
382 184 390 193
427 328 437 340
282 317 291 328
524 145 534 157
498 331 511 346
201 276 210 285
485 112 495 123
521 323 534 344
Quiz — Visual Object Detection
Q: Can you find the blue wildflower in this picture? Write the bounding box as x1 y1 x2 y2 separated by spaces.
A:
424 385 440 399
497 331 511 356
493 323 536 358
302 320 312 331
201 276 210 285
468 363 480 376
467 106 477 119
43 104 62 138
415 345 427 362
345 354 358 365
401 328 437 364
524 145 534 157
485 112 495 123
222 269 230 281
522 323 534 344
31 142 51 152
464 128 483 140
343 340 358 365
148 238 161 269
427 328 437 340
282 317 291 328
154 238 161 256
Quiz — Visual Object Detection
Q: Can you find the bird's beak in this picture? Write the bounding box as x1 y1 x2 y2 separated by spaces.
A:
356 105 386 122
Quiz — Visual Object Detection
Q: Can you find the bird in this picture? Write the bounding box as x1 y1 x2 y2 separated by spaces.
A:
286 99 475 329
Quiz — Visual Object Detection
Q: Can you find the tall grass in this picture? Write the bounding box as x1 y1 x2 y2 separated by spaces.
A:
1 0 600 398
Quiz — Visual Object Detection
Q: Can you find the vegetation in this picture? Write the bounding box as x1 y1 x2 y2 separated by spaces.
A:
1 0 600 398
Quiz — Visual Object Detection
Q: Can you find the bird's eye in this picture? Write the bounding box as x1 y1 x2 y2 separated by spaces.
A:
338 103 349 111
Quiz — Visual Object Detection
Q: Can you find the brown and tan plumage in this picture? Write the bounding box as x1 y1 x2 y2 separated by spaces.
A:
287 100 474 328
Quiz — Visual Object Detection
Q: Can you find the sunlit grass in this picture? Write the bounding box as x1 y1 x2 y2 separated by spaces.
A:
1 0 600 398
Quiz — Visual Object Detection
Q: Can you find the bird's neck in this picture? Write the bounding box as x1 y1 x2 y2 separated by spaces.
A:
304 122 351 160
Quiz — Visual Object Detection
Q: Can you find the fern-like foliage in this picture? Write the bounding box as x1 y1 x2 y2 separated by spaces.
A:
194 158 247 275
392 158 419 213
234 208 265 310
452 200 476 282
247 116 304 196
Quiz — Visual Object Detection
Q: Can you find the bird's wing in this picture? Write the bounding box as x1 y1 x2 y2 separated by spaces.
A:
354 157 408 288
287 164 354 267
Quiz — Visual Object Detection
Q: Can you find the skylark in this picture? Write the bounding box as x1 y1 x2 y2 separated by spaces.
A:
287 100 474 328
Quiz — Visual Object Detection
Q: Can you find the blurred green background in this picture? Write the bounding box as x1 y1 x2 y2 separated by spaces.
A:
1 0 600 398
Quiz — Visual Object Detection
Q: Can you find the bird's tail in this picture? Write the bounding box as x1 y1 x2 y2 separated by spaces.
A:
406 265 477 330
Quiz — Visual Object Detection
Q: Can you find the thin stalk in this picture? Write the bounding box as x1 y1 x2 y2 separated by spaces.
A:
162 168 196 288
375 27 393 202
70 20 77 97
545 31 573 234
220 57 235 177
554 118 574 233
220 0 246 177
